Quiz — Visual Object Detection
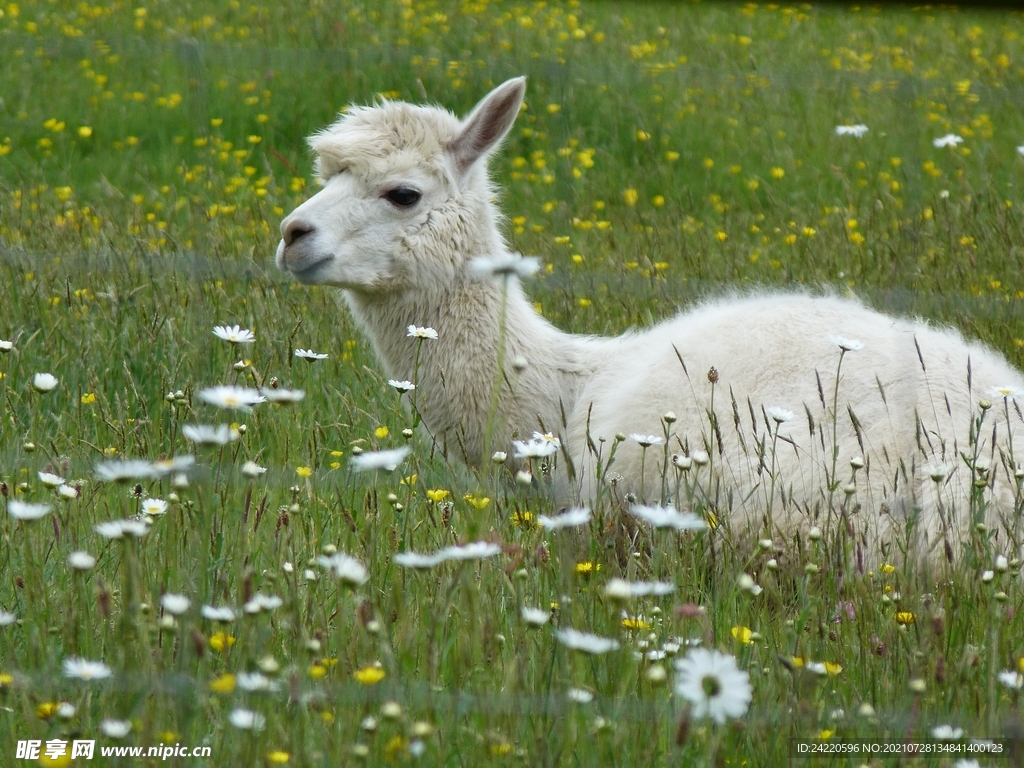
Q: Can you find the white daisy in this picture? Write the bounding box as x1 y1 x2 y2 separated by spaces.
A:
68 551 96 570
394 541 502 569
1018 146 1024 157
998 670 1024 690
555 628 620 655
56 702 76 718
8 500 53 521
931 724 964 740
244 593 284 613
0 609 16 626
317 553 369 585
201 605 236 622
827 334 864 352
349 446 412 472
537 506 591 531
63 657 112 681
674 647 752 724
628 504 707 531
603 577 675 599
765 406 794 424
835 124 869 138
212 325 255 344
236 671 276 691
520 606 550 626
182 423 239 446
953 760 981 768
58 484 79 499
94 519 150 539
95 459 159 482
0 339 12 352
468 253 541 279
198 385 265 410
406 325 438 340
228 708 265 730
241 460 267 477
38 471 65 487
933 133 964 148
259 387 305 403
100 719 132 738
388 379 416 393
161 594 190 615
141 498 168 517
986 385 1021 400
566 688 595 704
32 373 59 392
629 433 664 447
294 348 328 360
151 455 195 477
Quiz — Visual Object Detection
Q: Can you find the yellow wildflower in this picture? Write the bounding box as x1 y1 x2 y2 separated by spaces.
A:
731 625 753 644
353 665 386 685
208 632 236 652
209 673 236 694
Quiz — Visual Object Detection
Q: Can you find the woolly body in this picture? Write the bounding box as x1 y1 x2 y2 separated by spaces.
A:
276 77 1024 561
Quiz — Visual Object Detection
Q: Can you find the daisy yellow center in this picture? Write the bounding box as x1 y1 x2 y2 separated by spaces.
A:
701 674 721 698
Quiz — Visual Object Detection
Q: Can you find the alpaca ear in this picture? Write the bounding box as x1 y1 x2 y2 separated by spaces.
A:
448 76 526 176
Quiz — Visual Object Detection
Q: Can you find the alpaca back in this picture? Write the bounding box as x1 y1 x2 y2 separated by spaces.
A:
566 292 1024 561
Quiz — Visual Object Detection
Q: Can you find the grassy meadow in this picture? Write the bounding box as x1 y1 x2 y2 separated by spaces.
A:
4 0 1024 765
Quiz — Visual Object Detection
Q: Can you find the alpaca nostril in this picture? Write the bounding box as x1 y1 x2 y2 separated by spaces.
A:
283 220 315 247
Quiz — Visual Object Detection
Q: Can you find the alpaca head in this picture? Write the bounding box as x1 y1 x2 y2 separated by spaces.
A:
276 77 526 294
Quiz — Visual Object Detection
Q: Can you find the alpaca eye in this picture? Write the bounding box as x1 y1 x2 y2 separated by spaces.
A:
384 187 422 207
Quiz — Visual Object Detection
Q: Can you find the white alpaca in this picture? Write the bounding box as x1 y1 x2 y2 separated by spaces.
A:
276 77 1024 563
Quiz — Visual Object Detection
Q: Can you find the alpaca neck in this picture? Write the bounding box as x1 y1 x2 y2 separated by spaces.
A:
345 272 582 466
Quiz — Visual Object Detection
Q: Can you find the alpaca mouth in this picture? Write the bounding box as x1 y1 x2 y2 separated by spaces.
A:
276 240 333 283
287 256 334 284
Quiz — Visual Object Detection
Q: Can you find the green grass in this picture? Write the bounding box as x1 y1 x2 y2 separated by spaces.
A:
3 0 1024 766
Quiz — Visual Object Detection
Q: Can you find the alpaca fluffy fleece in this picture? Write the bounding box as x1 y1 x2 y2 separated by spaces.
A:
277 77 1024 563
